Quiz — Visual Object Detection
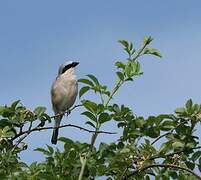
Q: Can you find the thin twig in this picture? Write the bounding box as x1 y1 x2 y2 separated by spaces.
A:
99 92 104 104
149 146 201 161
50 104 83 119
166 146 201 157
11 123 116 152
24 124 116 134
125 163 201 180
78 77 124 180
11 104 83 141
11 133 30 152
151 119 188 145
12 123 116 141
132 42 148 61
120 167 129 180
151 131 171 145
11 103 116 151
104 80 123 107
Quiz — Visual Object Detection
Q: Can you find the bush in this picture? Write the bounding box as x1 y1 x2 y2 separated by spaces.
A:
0 36 201 180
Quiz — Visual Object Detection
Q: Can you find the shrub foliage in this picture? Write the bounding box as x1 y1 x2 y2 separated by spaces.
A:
0 37 201 179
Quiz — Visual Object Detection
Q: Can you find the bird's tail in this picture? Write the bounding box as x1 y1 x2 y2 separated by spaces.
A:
51 114 62 144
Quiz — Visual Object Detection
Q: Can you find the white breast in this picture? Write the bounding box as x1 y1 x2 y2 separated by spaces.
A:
51 68 78 114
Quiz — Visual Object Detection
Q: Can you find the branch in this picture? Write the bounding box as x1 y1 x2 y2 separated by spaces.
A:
11 133 30 152
166 146 201 157
50 104 83 119
125 163 201 180
11 104 116 151
151 119 188 145
12 123 116 141
132 42 147 61
11 104 83 141
120 167 129 180
104 80 123 107
24 124 116 134
149 146 201 161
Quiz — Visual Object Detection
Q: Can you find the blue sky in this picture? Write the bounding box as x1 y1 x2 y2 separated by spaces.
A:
0 1 201 163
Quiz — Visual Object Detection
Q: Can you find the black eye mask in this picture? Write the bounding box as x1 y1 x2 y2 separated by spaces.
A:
61 64 73 74
61 62 79 74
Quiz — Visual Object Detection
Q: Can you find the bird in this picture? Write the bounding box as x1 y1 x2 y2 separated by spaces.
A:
51 61 79 144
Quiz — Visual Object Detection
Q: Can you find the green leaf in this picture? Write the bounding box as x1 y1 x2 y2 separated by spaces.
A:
125 77 133 81
135 117 145 128
0 106 14 117
160 120 176 131
85 121 96 128
198 164 201 172
2 126 14 136
0 119 12 128
81 111 97 122
159 142 172 154
68 148 77 160
146 116 157 126
11 100 20 110
2 126 15 138
97 104 105 114
46 145 54 155
172 141 184 149
135 61 140 73
125 64 132 77
129 42 134 51
82 100 98 114
58 137 74 145
41 113 51 123
145 127 160 138
186 99 193 109
78 78 94 87
175 107 186 114
87 74 99 86
199 157 201 167
2 126 9 132
79 86 90 98
186 142 196 149
185 161 195 170
117 122 126 128
98 142 109 157
191 151 201 161
115 61 125 69
118 40 129 48
143 36 153 45
0 106 5 115
144 48 162 58
34 148 50 155
186 99 193 114
192 103 200 113
34 107 46 117
124 47 131 55
116 71 124 81
99 112 111 124
120 147 130 154
145 176 151 180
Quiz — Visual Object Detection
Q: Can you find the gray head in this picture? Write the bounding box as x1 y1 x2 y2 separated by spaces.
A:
58 61 79 75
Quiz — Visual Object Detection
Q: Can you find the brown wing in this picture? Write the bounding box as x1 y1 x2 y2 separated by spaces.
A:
51 79 63 114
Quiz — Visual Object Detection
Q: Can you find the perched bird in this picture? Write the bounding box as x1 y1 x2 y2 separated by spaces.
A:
51 61 79 144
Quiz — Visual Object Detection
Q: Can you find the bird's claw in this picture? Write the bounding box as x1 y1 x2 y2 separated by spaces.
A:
67 109 71 116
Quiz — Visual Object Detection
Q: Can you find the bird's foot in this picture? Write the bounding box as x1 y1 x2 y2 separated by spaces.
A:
66 109 71 116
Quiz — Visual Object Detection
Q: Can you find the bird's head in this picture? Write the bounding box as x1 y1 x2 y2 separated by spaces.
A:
58 61 79 75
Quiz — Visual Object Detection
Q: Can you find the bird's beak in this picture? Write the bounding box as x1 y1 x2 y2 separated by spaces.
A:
72 62 79 67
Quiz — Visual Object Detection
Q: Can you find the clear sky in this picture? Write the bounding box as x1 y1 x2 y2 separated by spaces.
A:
0 1 201 163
